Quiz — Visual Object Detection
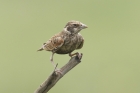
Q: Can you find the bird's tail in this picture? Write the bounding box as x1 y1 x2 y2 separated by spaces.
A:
37 43 46 51
37 48 44 51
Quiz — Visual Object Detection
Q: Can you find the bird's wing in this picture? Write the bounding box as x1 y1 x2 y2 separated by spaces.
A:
76 33 84 49
38 33 64 52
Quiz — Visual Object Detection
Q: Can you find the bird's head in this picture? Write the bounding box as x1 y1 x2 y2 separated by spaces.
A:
64 20 88 34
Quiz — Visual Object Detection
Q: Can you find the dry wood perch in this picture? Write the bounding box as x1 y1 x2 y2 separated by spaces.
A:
34 53 83 93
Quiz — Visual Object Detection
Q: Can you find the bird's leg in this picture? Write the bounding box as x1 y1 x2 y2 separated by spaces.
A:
50 52 63 75
69 52 81 59
50 52 56 67
69 52 78 57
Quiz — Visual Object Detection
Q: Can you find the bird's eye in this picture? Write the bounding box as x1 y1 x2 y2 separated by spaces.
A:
73 24 77 27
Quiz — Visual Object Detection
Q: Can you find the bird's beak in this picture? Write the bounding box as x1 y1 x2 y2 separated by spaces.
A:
81 24 88 29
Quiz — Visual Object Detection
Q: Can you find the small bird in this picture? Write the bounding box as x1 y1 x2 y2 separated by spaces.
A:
38 20 88 67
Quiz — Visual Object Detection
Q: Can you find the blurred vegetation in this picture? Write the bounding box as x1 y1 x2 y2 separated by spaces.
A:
0 0 140 93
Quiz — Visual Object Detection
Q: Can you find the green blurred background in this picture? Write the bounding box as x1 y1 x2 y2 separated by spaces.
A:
0 0 140 93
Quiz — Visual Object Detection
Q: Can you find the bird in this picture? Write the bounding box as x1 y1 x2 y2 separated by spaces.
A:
37 20 88 67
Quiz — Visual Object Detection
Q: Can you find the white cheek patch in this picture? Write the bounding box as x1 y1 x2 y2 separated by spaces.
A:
74 28 77 31
73 28 81 34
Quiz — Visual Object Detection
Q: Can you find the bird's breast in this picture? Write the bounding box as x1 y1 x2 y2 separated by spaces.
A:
55 35 79 54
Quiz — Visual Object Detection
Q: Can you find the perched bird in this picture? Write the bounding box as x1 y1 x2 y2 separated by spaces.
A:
38 20 88 67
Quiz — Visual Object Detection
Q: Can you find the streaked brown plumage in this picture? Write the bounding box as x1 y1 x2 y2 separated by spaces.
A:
38 20 88 67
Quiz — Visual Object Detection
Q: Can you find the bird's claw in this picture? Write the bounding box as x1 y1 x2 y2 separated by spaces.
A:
55 68 63 76
76 52 82 60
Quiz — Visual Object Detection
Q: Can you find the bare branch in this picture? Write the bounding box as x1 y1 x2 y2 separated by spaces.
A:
34 53 83 93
